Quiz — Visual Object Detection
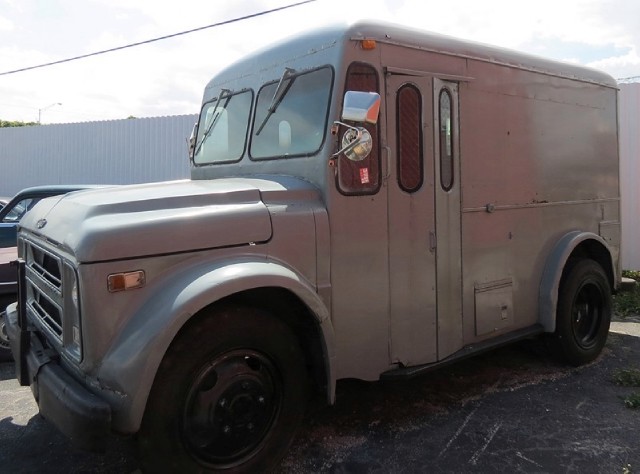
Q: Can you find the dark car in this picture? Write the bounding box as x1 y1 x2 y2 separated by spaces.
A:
1 185 103 361
0 185 106 248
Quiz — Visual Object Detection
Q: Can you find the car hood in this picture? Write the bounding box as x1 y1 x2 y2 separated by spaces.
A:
19 179 280 263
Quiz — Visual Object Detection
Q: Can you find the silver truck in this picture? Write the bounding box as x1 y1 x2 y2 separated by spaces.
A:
6 21 620 473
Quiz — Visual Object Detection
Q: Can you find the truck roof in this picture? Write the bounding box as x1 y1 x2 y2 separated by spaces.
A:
206 21 617 90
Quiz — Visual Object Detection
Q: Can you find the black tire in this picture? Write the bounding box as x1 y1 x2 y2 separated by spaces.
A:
551 259 612 366
137 305 309 473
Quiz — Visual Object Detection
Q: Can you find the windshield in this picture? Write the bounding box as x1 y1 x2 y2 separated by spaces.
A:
193 89 253 165
250 66 333 159
2 198 34 223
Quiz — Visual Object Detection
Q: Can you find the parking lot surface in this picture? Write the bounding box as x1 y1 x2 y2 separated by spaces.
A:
1 321 639 473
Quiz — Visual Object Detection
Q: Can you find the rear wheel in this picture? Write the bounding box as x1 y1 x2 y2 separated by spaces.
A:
138 306 308 473
552 259 612 366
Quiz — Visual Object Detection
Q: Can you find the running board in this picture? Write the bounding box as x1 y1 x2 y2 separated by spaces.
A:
380 324 545 381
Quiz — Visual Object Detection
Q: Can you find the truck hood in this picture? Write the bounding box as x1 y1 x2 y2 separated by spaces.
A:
19 179 285 263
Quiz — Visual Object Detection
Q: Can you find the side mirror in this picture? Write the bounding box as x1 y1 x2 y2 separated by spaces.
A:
341 91 380 124
332 91 380 162
188 122 197 160
332 123 373 162
341 127 372 162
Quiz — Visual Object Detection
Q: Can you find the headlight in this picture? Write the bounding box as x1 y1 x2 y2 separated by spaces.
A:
70 278 79 309
63 262 82 360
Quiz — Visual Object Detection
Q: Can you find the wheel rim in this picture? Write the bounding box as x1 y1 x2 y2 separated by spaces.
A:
571 281 604 350
0 311 9 351
181 349 282 468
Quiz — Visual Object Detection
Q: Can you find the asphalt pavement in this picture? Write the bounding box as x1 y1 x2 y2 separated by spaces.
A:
1 320 639 473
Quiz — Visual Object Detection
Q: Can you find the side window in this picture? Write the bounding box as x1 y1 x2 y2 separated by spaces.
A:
397 84 423 193
439 89 454 191
337 63 380 195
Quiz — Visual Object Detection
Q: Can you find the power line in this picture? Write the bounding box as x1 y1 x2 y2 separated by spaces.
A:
0 0 317 77
618 75 640 84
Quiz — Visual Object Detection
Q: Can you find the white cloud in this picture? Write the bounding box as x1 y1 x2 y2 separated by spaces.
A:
1 0 639 124
0 15 12 31
589 47 640 80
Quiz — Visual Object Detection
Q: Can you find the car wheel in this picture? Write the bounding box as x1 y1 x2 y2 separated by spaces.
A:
138 305 308 473
552 259 612 366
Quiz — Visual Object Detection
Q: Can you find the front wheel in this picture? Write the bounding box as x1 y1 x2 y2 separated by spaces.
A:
551 259 612 366
138 306 308 473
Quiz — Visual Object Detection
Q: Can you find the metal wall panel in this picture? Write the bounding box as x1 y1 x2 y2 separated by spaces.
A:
620 83 640 270
0 114 196 196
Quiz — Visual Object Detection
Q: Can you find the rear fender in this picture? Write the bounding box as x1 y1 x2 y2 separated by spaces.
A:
538 231 615 332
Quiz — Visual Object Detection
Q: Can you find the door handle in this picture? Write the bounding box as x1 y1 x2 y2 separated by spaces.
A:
382 145 391 180
429 231 436 253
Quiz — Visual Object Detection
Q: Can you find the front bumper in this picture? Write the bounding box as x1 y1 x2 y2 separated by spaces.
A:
6 264 112 451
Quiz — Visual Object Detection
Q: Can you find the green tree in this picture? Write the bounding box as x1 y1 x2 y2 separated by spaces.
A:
0 119 39 127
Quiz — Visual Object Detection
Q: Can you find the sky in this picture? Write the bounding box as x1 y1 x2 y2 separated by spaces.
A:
1 0 639 124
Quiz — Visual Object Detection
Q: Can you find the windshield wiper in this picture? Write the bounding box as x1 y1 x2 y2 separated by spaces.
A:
255 68 297 136
193 88 231 157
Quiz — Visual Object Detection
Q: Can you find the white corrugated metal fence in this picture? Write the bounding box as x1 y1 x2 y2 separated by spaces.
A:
620 83 640 270
0 114 196 196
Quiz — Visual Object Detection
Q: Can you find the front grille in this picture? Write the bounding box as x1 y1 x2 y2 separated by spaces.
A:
30 289 63 336
33 252 62 288
23 239 65 344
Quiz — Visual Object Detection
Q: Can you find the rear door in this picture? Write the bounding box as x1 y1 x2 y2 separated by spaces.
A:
433 78 463 360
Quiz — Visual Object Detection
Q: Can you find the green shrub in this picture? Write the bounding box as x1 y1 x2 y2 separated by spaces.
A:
623 269 640 281
612 368 640 386
614 286 640 317
615 271 640 317
613 368 640 410
623 392 640 409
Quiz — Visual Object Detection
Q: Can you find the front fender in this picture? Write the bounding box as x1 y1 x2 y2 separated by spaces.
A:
97 258 334 434
538 231 614 333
